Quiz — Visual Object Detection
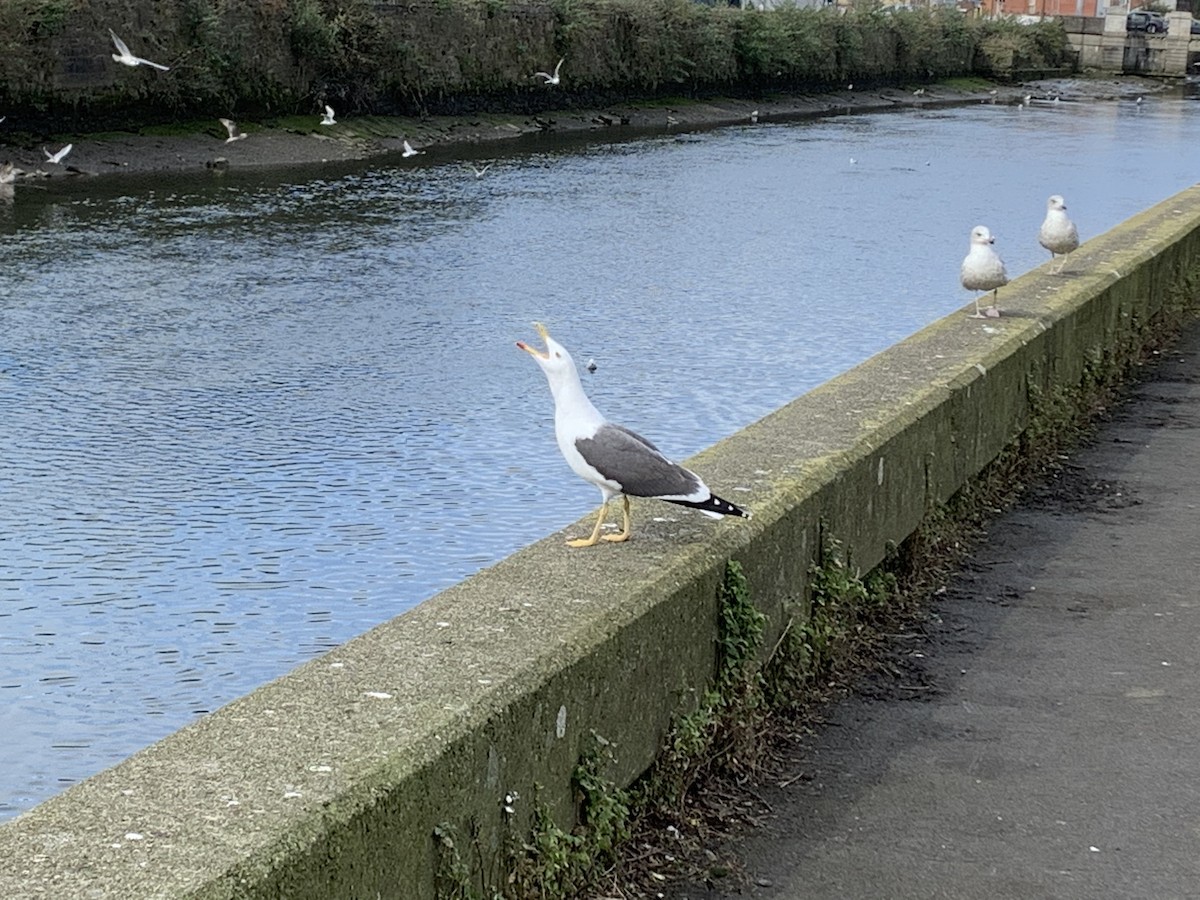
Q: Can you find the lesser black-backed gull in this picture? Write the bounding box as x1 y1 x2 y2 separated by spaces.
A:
961 225 1008 318
518 323 750 548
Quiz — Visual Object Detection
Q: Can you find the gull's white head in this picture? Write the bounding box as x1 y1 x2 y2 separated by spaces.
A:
1047 194 1067 211
517 322 579 388
970 225 995 246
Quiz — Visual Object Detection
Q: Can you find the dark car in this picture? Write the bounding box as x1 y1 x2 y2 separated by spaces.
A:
1191 17 1200 34
1127 10 1169 33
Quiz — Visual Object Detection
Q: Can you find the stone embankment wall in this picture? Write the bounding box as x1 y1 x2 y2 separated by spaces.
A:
0 0 1068 131
1 178 1199 897
1061 11 1199 74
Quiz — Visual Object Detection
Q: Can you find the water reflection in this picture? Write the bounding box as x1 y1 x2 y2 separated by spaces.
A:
3 96 1200 817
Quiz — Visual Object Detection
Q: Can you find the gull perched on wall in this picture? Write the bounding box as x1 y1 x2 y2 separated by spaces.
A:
961 225 1008 318
533 58 564 86
1038 195 1079 275
517 323 750 548
109 29 170 71
219 119 247 143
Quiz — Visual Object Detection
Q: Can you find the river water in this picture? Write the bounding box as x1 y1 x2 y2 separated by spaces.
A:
2 91 1199 818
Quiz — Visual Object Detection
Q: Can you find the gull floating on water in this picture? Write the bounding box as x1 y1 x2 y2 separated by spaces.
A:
585 357 597 374
402 140 423 158
517 323 750 547
1039 195 1079 275
109 29 169 71
44 144 72 164
320 105 336 125
533 58 564 86
219 118 246 143
961 225 1008 318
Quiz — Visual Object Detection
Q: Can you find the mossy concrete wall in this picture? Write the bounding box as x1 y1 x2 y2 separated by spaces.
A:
3 186 1200 898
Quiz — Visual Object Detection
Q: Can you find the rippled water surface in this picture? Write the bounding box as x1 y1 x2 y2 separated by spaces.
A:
3 93 1199 817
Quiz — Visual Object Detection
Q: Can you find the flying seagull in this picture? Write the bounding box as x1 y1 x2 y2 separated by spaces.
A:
533 58 564 86
44 144 72 164
109 29 169 71
320 105 336 126
469 163 492 178
517 323 750 548
1038 195 1079 275
219 118 246 143
0 162 17 184
402 140 423 158
961 225 1008 318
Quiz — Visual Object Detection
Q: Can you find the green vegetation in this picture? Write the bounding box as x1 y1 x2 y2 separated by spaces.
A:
434 733 631 899
0 0 1070 130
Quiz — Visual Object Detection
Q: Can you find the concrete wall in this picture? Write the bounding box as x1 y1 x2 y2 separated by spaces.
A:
1063 11 1199 73
3 187 1200 899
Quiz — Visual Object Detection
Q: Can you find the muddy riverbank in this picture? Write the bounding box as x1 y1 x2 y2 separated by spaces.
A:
0 76 1161 183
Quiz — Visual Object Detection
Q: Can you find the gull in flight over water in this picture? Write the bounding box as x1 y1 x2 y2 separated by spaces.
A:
1039 195 1079 275
320 105 336 125
533 58 564 86
219 118 247 143
961 225 1008 318
44 144 72 164
109 29 169 71
518 323 750 547
402 140 423 158
469 163 492 178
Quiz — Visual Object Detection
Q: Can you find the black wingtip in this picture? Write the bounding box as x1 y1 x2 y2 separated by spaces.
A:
666 493 751 519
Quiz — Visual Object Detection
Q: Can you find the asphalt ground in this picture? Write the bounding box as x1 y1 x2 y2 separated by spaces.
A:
667 317 1200 900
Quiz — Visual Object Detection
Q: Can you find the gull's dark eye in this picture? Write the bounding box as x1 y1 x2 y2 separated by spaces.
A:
555 352 562 358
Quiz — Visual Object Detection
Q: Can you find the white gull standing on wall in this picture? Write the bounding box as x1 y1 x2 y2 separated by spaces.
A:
961 225 1008 318
517 323 750 548
1038 194 1079 275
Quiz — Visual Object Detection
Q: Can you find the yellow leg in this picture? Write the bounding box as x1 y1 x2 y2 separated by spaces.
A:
601 496 631 543
567 500 608 548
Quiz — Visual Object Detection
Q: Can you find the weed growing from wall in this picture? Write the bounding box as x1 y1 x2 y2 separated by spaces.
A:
434 732 630 900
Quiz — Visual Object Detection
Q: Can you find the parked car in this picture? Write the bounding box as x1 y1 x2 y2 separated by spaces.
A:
1191 17 1200 34
1127 10 1169 33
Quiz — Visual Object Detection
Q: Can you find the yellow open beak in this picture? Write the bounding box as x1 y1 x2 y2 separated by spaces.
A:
516 322 551 359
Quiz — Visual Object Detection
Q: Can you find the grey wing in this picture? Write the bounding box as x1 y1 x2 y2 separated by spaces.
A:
576 424 702 499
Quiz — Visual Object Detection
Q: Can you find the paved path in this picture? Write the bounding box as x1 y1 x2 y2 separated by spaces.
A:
675 319 1200 900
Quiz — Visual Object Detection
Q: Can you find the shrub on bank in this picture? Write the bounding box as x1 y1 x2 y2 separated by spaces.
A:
0 0 1069 130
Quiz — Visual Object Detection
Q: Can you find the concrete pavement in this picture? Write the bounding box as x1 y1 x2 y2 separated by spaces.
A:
679 318 1200 900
